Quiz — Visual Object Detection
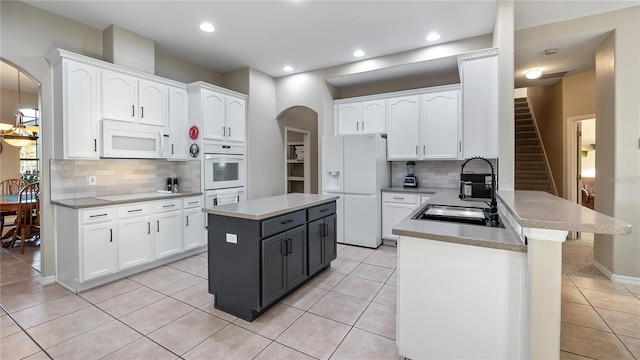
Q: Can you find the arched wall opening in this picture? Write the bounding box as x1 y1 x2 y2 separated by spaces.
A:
277 106 319 194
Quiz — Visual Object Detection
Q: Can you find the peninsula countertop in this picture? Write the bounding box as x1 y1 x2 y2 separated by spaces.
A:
51 191 203 209
203 193 339 220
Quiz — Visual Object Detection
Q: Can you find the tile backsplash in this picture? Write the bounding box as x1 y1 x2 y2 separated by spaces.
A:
391 159 497 189
50 159 201 200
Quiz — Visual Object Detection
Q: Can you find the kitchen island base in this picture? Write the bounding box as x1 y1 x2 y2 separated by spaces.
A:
205 194 338 322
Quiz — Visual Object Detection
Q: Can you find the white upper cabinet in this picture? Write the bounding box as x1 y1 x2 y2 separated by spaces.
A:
458 49 498 159
387 95 420 160
422 90 460 160
190 82 247 144
58 59 100 159
101 69 168 127
226 96 246 143
166 87 188 159
335 99 386 135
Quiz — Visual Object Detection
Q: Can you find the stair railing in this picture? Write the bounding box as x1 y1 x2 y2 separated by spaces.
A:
523 98 558 196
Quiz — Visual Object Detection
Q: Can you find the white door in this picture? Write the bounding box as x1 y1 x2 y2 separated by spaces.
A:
344 135 377 194
344 194 379 248
184 207 204 250
117 215 153 270
387 96 420 160
202 89 225 140
382 202 415 241
81 221 117 281
64 60 99 159
155 211 183 259
338 103 361 135
168 87 188 159
322 136 344 193
362 100 386 134
101 69 137 122
138 79 168 127
423 90 459 159
226 96 246 142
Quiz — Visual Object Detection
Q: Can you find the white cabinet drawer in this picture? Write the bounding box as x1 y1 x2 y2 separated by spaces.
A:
183 197 202 209
81 207 115 223
382 192 417 204
117 203 152 218
155 199 183 213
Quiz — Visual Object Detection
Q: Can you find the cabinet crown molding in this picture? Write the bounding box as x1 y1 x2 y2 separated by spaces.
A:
457 47 499 62
334 83 461 104
46 48 187 89
187 81 248 99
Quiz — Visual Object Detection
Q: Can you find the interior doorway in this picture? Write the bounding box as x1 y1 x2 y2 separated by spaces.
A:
566 114 596 239
284 127 310 193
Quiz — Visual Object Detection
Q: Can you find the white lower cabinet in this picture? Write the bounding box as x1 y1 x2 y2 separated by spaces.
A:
382 192 431 241
80 208 117 282
183 197 204 250
117 203 153 270
154 199 183 259
56 196 204 292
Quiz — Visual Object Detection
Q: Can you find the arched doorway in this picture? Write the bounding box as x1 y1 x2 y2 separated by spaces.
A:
277 106 319 194
0 59 43 271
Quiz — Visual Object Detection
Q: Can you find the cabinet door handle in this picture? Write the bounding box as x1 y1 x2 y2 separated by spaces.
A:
280 219 293 225
362 121 365 131
131 105 135 117
228 127 231 137
147 222 150 234
171 144 174 155
94 139 97 152
459 141 462 152
319 208 329 213
423 145 426 155
323 223 329 237
140 106 144 118
393 197 404 200
415 145 418 155
156 220 160 232
90 213 108 218
186 215 189 226
127 209 143 213
287 239 292 254
281 239 287 256
109 228 113 242
223 126 226 136
356 122 359 131
163 204 176 208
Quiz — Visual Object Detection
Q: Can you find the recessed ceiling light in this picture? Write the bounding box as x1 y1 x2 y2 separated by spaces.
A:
199 23 215 32
283 65 293 72
353 49 365 58
541 48 558 56
525 68 543 79
426 32 441 41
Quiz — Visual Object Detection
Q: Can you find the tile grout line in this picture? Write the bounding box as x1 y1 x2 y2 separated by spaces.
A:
0 303 52 359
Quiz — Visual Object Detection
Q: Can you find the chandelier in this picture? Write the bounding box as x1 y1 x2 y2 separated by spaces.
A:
1 70 38 147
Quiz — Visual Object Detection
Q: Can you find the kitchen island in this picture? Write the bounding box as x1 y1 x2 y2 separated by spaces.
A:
391 188 631 360
203 193 339 321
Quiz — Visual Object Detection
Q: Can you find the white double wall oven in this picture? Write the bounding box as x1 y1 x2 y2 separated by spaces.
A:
203 143 246 208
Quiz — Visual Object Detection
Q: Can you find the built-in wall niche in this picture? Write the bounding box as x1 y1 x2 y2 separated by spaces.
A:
285 127 310 194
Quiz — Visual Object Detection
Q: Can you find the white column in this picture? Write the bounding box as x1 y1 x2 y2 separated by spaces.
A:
524 227 568 360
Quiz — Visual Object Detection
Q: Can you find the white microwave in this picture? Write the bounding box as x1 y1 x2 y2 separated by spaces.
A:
204 147 246 190
101 120 168 158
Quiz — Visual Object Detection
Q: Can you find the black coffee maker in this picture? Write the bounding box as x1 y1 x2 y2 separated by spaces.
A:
403 161 418 188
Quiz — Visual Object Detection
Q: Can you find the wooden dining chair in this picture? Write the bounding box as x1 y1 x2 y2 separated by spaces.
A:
0 178 27 236
10 181 40 253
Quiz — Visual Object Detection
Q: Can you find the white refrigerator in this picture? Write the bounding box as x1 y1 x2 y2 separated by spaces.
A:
322 134 390 248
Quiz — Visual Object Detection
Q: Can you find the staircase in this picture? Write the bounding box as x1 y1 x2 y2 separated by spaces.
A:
514 98 557 195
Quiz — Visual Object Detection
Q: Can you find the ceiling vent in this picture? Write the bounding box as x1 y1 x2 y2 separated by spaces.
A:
538 70 571 80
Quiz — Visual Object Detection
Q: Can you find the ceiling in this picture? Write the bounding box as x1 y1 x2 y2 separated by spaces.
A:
8 1 640 92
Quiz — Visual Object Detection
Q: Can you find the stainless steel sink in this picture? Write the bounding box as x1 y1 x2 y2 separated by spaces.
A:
413 204 504 228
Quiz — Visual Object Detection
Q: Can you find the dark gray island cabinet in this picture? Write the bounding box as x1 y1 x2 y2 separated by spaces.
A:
204 194 338 321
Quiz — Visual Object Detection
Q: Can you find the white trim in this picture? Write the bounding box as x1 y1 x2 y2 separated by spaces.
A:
592 259 640 286
523 228 568 242
38 275 56 285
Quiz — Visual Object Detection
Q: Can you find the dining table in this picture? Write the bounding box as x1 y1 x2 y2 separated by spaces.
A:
0 194 38 244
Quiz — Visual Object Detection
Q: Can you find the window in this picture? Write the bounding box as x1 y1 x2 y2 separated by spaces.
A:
20 109 40 182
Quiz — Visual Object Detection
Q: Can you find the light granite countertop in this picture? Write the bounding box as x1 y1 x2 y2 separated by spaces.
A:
203 193 339 220
498 190 631 234
390 187 527 252
51 191 203 209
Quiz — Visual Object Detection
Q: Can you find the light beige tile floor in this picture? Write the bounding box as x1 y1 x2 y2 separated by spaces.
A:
1 244 639 359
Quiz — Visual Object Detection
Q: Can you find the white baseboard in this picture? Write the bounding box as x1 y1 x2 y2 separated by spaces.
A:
592 259 640 286
38 275 56 285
